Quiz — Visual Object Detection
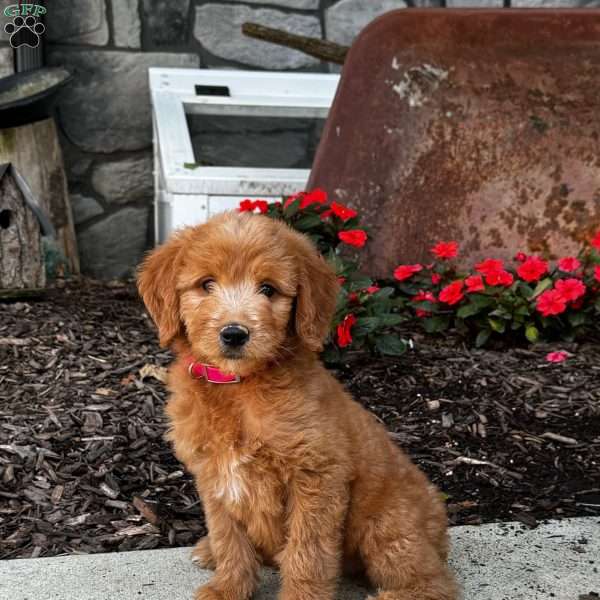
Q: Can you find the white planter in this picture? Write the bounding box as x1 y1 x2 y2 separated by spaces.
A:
149 68 340 243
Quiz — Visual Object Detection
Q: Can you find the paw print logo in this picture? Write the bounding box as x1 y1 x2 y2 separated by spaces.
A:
4 15 45 49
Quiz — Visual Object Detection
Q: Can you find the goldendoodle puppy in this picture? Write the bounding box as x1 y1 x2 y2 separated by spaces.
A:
137 211 457 600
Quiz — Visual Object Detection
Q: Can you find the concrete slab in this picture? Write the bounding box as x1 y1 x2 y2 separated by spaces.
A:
0 518 598 600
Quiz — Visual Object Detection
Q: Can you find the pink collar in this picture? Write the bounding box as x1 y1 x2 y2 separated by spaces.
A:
186 357 241 384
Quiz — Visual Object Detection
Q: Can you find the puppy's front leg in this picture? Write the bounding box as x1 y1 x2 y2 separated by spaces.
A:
195 496 259 600
278 471 348 600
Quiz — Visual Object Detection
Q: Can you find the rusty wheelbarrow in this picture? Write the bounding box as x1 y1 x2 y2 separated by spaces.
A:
309 9 600 276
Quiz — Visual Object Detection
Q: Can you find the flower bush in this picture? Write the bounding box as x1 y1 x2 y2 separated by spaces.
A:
393 239 600 347
240 191 600 360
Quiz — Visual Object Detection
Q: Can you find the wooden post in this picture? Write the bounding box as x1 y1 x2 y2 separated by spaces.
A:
0 169 45 291
0 118 80 274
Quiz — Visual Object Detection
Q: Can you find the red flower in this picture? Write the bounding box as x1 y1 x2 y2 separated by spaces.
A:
517 256 548 283
320 209 333 220
239 199 255 212
394 264 423 281
465 274 485 293
431 241 459 260
337 276 346 285
476 259 505 277
365 285 380 294
431 273 442 285
546 351 568 363
591 230 600 250
412 291 436 317
348 292 359 304
557 257 581 273
238 199 268 214
439 281 465 305
300 188 327 209
497 270 514 287
338 230 367 248
554 278 586 302
536 289 567 317
475 258 513 286
595 266 600 282
330 202 357 222
514 252 527 262
484 269 514 287
412 290 437 303
255 200 269 214
283 189 328 209
337 314 356 348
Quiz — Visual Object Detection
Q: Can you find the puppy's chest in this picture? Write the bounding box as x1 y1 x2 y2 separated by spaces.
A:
199 441 286 509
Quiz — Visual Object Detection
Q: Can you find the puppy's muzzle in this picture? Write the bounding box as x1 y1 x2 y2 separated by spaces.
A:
220 324 250 348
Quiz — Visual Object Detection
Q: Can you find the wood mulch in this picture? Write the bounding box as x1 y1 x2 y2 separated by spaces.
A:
1 280 599 560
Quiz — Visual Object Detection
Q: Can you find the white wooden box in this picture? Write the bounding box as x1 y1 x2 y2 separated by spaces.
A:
149 68 340 243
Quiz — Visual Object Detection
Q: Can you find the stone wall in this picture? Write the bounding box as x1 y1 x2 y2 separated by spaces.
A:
0 0 597 278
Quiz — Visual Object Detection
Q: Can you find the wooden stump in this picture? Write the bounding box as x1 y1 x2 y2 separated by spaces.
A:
0 169 45 290
0 118 79 274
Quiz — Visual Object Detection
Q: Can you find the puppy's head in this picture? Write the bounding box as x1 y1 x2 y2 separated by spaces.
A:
137 212 339 376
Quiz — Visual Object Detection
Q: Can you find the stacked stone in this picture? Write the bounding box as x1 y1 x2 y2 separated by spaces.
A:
0 0 595 278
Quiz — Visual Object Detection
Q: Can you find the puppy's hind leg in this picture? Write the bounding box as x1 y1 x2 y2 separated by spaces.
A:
362 535 458 600
192 536 216 570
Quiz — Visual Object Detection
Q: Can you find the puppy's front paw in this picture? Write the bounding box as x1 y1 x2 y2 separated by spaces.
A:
192 536 216 570
195 582 252 600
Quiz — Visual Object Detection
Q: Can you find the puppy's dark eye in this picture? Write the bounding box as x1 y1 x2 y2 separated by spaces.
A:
259 283 276 298
201 279 216 293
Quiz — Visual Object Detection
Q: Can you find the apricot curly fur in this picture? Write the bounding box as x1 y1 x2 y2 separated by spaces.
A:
138 212 459 600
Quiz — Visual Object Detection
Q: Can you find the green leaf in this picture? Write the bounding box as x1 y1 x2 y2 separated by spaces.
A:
294 213 323 231
342 216 360 229
475 329 491 347
183 162 201 170
514 304 531 317
371 287 394 300
456 302 481 319
568 311 586 327
518 281 534 299
531 277 553 299
423 316 450 333
488 318 506 333
469 294 496 309
354 316 380 335
375 334 407 356
525 324 539 343
347 275 374 291
326 253 349 276
377 313 405 326
283 198 301 218
488 307 511 320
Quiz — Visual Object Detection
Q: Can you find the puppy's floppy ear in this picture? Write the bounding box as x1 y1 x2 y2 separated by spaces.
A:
137 233 188 348
294 237 340 352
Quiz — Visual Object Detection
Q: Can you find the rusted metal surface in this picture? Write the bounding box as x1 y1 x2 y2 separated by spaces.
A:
309 9 600 276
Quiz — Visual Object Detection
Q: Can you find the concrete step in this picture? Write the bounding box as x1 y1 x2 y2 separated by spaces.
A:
1 518 598 600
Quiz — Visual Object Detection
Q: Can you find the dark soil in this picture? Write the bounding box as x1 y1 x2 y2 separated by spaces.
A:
1 281 599 559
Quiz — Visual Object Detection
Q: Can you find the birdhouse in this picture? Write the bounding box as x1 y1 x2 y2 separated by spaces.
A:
0 163 46 293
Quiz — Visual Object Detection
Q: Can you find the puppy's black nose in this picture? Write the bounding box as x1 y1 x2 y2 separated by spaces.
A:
220 324 249 348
